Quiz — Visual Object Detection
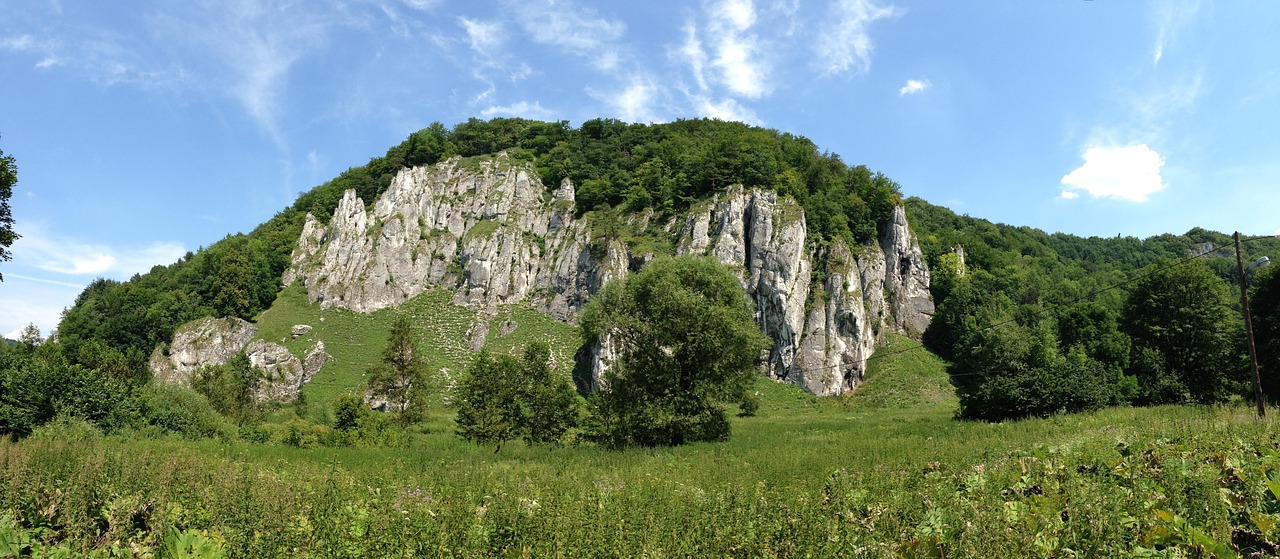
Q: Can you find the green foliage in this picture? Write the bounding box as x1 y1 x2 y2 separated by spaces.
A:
5 386 1280 557
0 340 133 437
190 353 261 420
453 352 521 452
365 316 430 424
1122 259 1242 405
0 137 17 280
454 342 579 452
949 296 1120 421
135 383 235 440
581 256 770 447
1249 264 1280 402
912 196 1280 418
161 526 227 559
331 392 367 432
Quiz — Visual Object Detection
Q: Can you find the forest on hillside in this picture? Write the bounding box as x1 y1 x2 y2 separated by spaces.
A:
5 117 1280 443
53 118 902 374
909 198 1280 419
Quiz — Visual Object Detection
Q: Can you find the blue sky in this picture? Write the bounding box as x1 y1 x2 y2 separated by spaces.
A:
2 0 1278 338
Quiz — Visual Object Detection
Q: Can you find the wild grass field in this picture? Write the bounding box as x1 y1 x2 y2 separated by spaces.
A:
4 318 1280 557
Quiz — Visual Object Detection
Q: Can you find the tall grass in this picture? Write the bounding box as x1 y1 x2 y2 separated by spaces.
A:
8 294 1280 556
5 390 1279 556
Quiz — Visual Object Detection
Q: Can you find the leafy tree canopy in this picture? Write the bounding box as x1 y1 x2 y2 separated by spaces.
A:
581 256 770 447
0 137 18 281
454 342 579 452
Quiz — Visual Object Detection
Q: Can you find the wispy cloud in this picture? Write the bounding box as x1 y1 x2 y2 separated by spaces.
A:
813 0 900 76
704 0 770 99
460 17 505 55
1060 144 1166 202
1152 0 1200 66
15 226 186 279
481 101 555 119
149 2 340 149
590 78 661 124
508 0 626 70
898 78 930 96
692 95 761 125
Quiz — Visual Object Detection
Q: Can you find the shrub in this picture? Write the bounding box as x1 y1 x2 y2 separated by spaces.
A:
136 383 236 440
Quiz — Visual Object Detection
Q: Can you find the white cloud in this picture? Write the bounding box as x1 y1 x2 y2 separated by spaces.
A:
146 2 343 148
14 226 186 279
0 279 84 342
1060 144 1167 202
693 95 761 125
0 34 37 51
510 1 626 55
898 78 930 96
1059 190 1079 200
590 79 660 124
705 0 770 99
814 0 900 76
716 0 757 31
400 0 440 11
679 23 710 92
460 17 504 55
481 101 555 119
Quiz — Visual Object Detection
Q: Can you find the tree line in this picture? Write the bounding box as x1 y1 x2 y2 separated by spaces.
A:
4 255 764 452
911 198 1280 420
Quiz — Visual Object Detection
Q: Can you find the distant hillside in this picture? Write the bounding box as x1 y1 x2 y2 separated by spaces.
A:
906 196 1280 311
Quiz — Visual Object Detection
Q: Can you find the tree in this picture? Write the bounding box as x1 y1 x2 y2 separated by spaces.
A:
950 296 1119 421
366 316 429 423
454 342 579 452
1248 265 1280 402
454 351 521 452
1121 259 1241 404
191 353 261 420
0 138 17 281
580 256 770 448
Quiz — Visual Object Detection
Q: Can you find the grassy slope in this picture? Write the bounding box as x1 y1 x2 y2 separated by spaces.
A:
253 283 581 412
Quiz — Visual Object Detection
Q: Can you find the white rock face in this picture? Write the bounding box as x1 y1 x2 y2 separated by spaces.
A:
882 205 935 336
285 156 934 395
149 317 257 385
148 316 326 404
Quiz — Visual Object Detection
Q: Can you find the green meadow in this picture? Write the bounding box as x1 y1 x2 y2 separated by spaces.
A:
4 320 1280 557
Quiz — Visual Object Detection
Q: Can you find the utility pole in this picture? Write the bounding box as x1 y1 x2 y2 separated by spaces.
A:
1235 231 1267 419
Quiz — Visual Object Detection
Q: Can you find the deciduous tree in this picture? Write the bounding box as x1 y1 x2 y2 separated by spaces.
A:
454 342 579 452
580 256 769 447
1121 260 1241 404
0 137 18 280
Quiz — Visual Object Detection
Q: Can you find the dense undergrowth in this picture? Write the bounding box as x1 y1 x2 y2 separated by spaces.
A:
4 336 1280 557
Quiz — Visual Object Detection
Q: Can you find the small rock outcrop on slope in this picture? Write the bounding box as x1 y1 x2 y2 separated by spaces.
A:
149 316 327 404
284 155 934 396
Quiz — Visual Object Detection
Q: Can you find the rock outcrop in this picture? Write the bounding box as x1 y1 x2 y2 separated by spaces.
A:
149 316 327 404
149 317 257 386
284 155 934 396
881 205 935 336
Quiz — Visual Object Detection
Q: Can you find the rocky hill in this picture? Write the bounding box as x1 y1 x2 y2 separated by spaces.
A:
268 153 932 396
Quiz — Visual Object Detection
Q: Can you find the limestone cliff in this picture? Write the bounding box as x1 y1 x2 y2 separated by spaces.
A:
284 155 934 396
148 316 328 404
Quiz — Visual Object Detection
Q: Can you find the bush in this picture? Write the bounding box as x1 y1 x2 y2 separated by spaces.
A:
136 383 236 440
